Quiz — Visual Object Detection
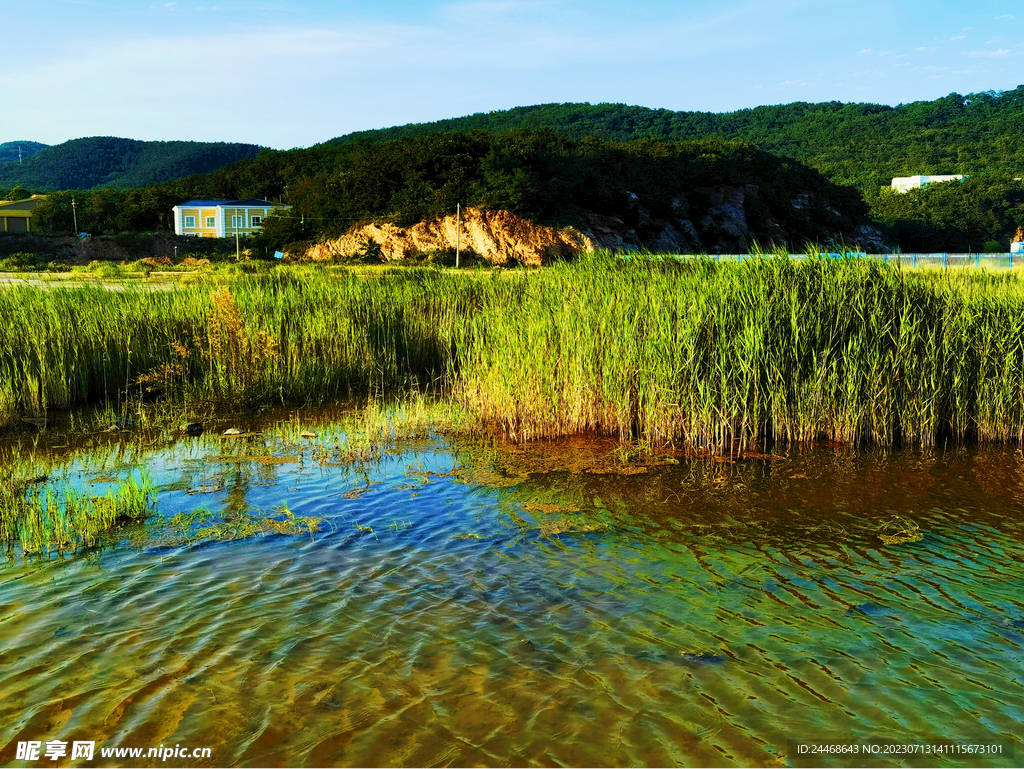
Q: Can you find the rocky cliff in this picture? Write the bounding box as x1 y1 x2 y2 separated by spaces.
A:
296 185 890 265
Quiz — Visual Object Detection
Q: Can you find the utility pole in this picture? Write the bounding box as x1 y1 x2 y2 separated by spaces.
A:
456 203 461 269
71 197 78 234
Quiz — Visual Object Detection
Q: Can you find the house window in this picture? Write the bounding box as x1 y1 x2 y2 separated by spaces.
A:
251 215 262 227
206 216 215 228
231 215 243 228
184 215 196 228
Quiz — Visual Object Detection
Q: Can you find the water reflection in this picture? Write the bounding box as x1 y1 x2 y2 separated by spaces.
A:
1 421 1022 767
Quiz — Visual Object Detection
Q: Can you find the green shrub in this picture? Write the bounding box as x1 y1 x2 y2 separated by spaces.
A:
93 261 125 279
983 240 1004 253
360 238 385 263
0 252 37 271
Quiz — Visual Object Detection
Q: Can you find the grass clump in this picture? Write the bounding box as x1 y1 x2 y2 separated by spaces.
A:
456 252 1024 450
1 474 155 558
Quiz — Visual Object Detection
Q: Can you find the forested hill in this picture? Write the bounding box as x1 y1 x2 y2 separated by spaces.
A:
0 137 261 191
32 130 869 254
0 142 48 164
326 88 1024 189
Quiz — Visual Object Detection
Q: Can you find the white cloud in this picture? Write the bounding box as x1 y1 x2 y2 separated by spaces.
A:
964 49 1011 57
950 35 965 40
860 48 872 54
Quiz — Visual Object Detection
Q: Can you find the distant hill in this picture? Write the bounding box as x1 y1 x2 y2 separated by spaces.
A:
325 88 1024 189
0 142 48 164
0 137 262 191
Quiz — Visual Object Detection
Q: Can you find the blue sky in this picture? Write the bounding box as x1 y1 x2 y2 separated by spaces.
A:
5 0 1022 149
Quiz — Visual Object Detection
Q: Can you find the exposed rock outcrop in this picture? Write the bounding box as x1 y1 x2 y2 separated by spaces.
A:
299 208 592 266
848 224 893 253
575 213 644 252
698 186 754 253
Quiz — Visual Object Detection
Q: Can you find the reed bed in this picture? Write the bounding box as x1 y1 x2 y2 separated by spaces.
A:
459 254 1024 449
0 268 483 419
3 257 1024 450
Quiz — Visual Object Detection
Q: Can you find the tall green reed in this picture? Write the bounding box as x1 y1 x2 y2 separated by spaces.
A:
3 259 1024 449
456 253 1024 449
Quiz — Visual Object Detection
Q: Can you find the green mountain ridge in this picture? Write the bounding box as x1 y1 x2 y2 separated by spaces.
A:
0 137 262 192
31 131 870 255
0 142 48 165
325 89 1024 190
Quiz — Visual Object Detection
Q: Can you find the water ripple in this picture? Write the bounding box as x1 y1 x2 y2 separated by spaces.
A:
2 438 1023 766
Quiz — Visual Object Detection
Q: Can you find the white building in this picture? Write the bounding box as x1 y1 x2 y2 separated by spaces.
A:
890 175 965 193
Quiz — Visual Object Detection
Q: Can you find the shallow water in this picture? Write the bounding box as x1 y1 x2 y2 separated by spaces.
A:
1 420 1023 767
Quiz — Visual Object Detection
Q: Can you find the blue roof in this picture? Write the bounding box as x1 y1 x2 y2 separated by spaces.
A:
177 199 282 207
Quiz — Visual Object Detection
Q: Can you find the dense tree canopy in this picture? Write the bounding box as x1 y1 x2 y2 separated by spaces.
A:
0 141 47 164
326 88 1024 190
0 137 261 191
867 176 1024 252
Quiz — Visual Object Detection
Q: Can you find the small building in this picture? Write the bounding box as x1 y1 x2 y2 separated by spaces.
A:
891 175 965 193
172 199 288 238
0 195 46 233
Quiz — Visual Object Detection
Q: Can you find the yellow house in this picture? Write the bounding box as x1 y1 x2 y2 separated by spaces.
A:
172 199 288 238
0 195 46 233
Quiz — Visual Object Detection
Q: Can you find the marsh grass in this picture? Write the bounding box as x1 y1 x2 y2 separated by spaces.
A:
458 252 1024 450
1 472 155 557
4 256 1024 450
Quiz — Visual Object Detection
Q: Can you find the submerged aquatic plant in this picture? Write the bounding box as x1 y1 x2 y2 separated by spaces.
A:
159 505 322 546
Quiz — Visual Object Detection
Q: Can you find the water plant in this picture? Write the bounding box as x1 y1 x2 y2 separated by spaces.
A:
159 505 322 546
457 252 1024 450
4 256 1024 450
1 473 155 558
